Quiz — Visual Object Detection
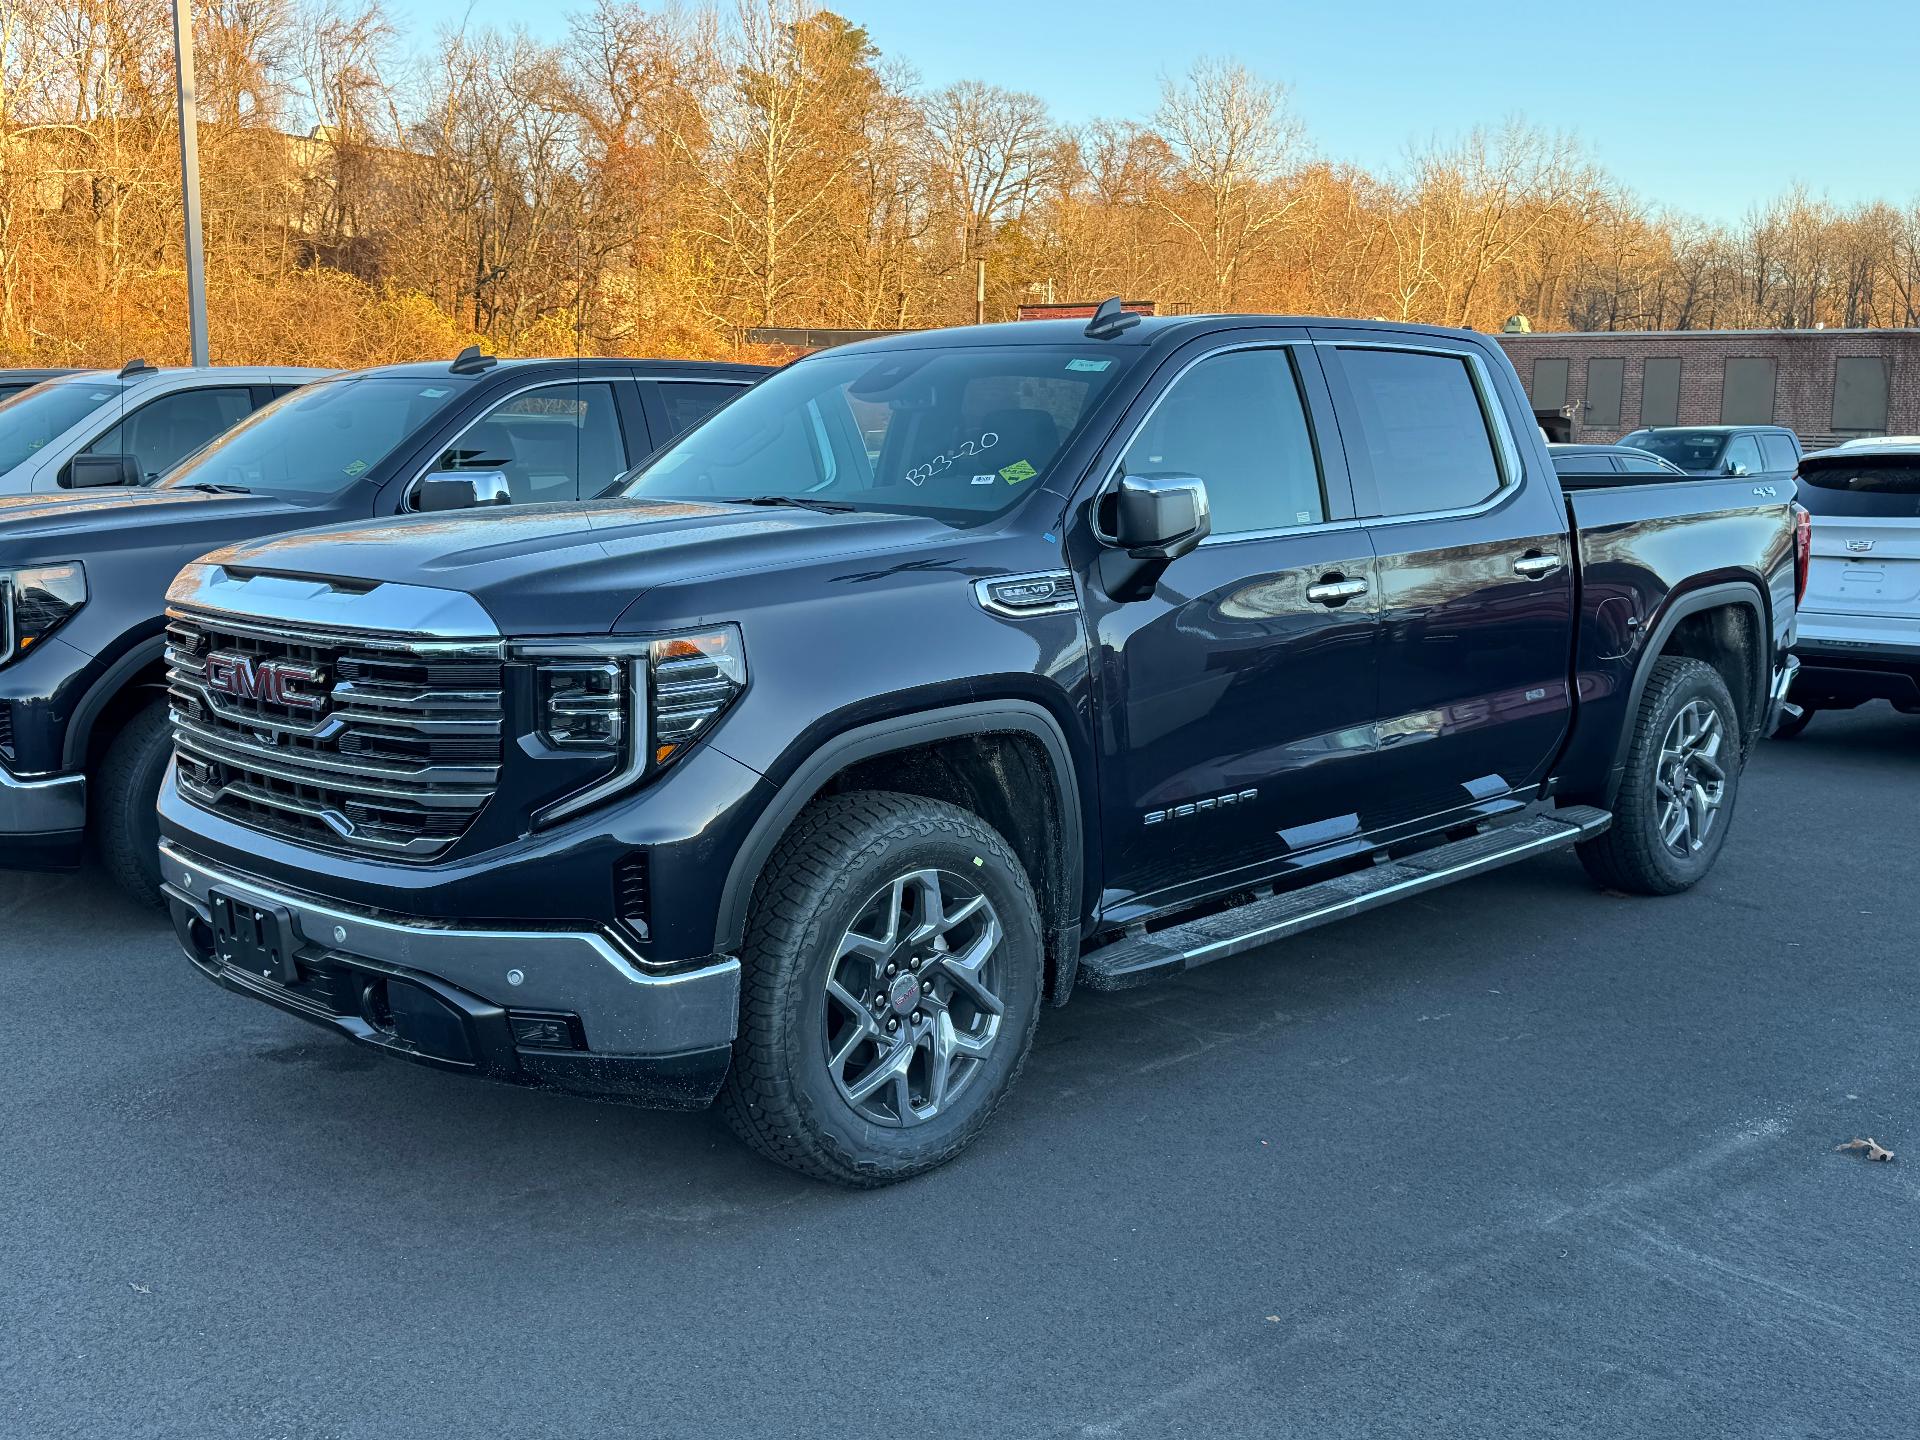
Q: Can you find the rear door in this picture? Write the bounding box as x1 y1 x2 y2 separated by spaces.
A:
1795 453 1920 632
1316 332 1575 832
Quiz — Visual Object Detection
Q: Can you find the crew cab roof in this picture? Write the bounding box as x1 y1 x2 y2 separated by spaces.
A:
818 314 1494 358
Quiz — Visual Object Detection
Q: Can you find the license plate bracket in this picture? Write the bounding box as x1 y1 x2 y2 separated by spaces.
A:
208 889 300 985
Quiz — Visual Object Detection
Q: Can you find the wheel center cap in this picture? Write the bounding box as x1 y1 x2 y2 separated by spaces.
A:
887 971 922 1016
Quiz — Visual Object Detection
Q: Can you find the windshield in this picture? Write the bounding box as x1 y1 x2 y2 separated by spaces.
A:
157 375 465 502
0 377 125 474
1620 429 1730 470
621 345 1137 523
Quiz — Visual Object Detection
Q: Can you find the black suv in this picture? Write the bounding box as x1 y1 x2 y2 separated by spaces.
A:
159 310 1801 1184
0 354 764 899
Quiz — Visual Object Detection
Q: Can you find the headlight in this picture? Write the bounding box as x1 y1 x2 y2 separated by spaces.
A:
514 624 746 825
0 562 87 665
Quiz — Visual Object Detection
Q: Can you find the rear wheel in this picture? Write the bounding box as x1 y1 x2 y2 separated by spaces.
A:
718 792 1044 1186
1578 656 1742 896
95 698 171 908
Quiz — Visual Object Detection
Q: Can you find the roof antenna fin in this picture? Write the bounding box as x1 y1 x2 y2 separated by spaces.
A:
450 345 498 375
1083 297 1141 341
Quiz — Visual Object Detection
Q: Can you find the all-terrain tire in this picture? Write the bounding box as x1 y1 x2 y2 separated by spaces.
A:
95 698 172 908
717 791 1045 1186
1577 656 1741 896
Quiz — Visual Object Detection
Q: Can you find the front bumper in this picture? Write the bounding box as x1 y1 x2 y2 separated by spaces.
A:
0 766 85 870
162 840 740 1108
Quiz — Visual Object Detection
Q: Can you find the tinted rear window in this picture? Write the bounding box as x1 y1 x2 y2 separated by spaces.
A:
1795 458 1920 518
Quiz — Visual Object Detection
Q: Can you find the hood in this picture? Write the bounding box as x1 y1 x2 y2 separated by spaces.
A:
200 499 953 636
0 486 308 558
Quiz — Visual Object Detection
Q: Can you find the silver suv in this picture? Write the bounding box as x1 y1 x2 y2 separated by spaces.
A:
0 361 330 494
1777 439 1920 736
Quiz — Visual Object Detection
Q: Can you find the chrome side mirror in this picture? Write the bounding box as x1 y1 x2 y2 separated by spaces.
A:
1095 473 1212 601
408 470 512 512
1106 473 1212 559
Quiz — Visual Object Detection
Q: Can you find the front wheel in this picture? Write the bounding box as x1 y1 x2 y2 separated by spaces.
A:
1578 656 1742 896
718 792 1044 1186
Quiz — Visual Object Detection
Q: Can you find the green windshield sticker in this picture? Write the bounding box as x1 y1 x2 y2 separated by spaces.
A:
1000 459 1037 484
418 387 449 397
343 459 368 476
1065 358 1112 373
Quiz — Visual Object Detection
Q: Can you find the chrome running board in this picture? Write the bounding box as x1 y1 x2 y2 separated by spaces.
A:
1079 806 1611 991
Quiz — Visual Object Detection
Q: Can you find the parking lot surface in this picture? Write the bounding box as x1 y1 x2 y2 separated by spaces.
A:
4 706 1917 1439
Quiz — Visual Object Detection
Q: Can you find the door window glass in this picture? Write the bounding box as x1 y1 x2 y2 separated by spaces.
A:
1119 348 1325 534
82 386 254 482
658 382 745 438
1619 453 1677 473
439 382 625 503
1724 435 1763 475
1337 349 1505 515
1759 434 1798 471
1551 452 1615 474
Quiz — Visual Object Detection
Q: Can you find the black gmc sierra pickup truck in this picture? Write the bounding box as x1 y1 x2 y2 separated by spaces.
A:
157 306 1806 1184
0 354 762 901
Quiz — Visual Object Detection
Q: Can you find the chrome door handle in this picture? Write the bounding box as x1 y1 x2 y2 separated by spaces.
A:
1305 577 1369 606
1513 553 1564 579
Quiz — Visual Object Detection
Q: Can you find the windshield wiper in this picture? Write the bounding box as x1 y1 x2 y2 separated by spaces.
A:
713 494 857 514
171 481 253 495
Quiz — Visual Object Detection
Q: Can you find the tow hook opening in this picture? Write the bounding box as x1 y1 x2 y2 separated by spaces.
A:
358 978 396 1036
184 916 217 963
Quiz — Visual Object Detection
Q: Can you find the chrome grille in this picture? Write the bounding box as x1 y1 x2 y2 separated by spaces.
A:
166 609 504 860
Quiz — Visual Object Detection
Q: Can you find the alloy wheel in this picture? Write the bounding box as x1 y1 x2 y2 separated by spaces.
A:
1656 698 1727 856
822 868 1005 1128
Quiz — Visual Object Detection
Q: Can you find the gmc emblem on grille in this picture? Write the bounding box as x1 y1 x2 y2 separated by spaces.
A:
205 651 329 712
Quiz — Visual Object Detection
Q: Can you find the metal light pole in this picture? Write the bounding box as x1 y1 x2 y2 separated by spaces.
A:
170 0 210 366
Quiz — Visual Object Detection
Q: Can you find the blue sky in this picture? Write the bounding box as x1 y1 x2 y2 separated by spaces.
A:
402 0 1919 222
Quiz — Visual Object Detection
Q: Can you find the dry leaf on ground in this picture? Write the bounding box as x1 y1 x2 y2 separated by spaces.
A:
1836 1138 1895 1162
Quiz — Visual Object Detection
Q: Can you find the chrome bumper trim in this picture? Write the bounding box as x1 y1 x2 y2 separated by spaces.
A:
161 840 738 1057
1765 654 1801 734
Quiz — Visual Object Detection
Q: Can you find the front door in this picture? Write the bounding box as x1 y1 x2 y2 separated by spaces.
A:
1317 334 1576 832
1079 335 1381 919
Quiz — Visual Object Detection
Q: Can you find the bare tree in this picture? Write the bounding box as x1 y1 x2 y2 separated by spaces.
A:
1151 58 1303 309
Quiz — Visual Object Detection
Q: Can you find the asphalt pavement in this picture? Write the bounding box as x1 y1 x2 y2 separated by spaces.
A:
4 704 1917 1439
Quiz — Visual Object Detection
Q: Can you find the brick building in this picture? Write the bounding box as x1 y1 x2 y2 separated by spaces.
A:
1495 327 1920 449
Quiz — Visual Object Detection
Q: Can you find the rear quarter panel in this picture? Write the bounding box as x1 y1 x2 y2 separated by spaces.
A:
1555 477 1796 800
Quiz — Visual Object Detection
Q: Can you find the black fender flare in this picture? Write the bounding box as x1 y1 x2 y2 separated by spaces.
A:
1602 579 1769 806
61 634 169 771
712 700 1086 977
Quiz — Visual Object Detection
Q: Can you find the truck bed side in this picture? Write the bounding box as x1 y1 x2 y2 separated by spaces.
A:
1553 477 1798 804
